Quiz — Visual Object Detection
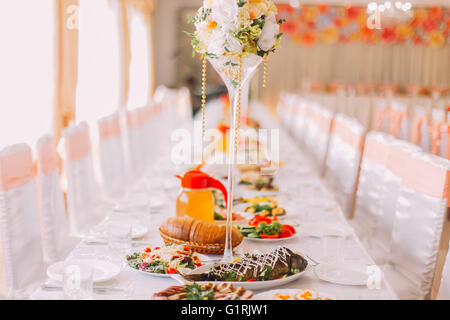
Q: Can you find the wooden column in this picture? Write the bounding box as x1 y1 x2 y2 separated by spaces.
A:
54 0 79 140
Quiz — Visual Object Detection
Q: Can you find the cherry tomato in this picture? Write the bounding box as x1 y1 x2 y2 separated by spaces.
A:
144 248 151 253
281 224 296 234
183 246 191 252
279 229 293 238
249 215 273 227
259 234 279 239
194 262 202 267
166 267 177 274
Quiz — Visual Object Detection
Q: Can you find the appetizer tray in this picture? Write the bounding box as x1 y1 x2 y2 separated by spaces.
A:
175 265 308 291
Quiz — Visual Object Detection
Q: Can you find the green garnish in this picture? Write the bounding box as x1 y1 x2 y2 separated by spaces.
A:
185 283 215 300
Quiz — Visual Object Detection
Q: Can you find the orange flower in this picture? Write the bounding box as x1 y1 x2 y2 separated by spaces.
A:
301 31 316 46
428 6 443 21
395 23 413 40
428 30 444 48
414 8 427 23
321 26 339 44
318 4 329 14
346 5 360 20
208 21 217 30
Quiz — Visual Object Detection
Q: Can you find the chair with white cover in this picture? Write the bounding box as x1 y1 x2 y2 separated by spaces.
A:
373 98 390 133
437 244 450 299
369 139 421 264
62 122 106 236
382 152 450 299
36 134 75 263
388 101 409 141
303 105 334 175
291 98 311 146
324 113 365 218
351 132 394 251
125 109 145 179
439 123 450 160
97 113 127 199
0 144 44 298
409 106 432 152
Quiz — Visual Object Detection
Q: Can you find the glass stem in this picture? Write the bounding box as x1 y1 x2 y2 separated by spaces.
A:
223 89 238 262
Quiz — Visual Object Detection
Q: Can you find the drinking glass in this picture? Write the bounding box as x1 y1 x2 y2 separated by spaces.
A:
106 219 132 257
62 259 93 300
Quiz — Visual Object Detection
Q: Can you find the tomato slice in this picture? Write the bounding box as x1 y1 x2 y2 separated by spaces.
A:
166 267 178 274
259 234 279 239
281 224 296 234
279 229 293 238
247 279 256 282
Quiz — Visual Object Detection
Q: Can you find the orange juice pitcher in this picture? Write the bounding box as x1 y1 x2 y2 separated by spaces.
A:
176 170 227 223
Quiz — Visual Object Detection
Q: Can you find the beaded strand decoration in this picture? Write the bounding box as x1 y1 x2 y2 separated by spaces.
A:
263 54 268 88
235 54 243 155
201 56 207 142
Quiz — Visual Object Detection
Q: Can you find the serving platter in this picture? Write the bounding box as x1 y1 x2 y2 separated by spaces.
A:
251 288 338 300
175 263 309 291
126 251 212 278
243 233 298 242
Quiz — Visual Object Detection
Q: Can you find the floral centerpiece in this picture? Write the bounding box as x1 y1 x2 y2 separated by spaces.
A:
187 0 284 88
186 0 284 261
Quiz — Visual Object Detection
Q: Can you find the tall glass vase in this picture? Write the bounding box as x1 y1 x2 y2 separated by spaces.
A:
207 54 262 261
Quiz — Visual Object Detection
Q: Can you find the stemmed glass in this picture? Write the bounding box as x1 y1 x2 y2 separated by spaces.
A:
207 53 263 261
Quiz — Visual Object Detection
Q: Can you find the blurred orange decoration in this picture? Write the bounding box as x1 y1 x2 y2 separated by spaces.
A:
276 4 449 48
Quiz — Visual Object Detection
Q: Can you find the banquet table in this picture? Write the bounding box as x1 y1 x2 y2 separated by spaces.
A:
30 102 398 300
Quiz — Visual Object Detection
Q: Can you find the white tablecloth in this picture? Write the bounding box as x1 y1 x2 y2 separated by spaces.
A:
31 101 398 300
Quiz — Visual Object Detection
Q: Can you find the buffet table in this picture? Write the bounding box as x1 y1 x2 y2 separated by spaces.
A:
31 102 397 300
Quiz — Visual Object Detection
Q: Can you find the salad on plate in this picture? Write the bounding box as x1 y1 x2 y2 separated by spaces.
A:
126 244 203 275
237 215 296 240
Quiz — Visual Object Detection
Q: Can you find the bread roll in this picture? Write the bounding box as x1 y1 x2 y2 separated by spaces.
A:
160 216 243 247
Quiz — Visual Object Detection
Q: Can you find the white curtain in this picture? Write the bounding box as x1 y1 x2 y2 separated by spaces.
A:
127 8 151 109
76 0 121 130
0 0 55 148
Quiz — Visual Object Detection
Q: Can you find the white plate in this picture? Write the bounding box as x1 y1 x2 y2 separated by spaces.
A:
126 253 211 278
89 223 148 239
243 233 298 242
47 259 121 283
176 264 308 290
314 262 368 286
252 288 338 300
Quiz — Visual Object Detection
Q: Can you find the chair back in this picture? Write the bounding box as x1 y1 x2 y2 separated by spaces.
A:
62 122 102 235
304 105 334 175
352 132 393 250
97 113 126 198
388 152 450 299
0 144 43 298
36 134 70 263
325 113 365 218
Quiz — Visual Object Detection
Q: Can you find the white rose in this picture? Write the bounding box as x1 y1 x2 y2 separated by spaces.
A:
257 14 279 52
207 29 226 56
196 21 211 43
225 34 243 53
211 0 238 31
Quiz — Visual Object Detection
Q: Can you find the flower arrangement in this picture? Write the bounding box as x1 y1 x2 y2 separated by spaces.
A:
187 0 284 58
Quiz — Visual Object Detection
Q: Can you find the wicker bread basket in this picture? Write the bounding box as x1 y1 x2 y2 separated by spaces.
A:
159 227 227 255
